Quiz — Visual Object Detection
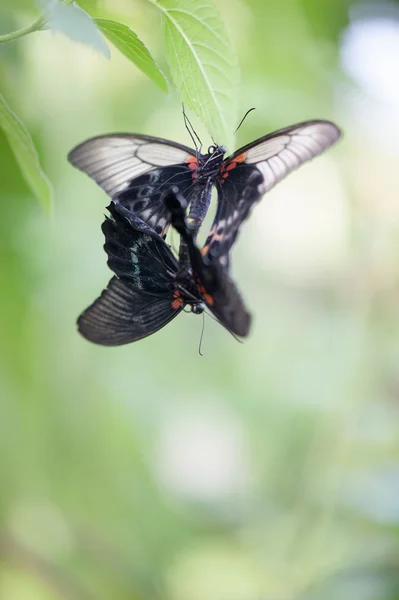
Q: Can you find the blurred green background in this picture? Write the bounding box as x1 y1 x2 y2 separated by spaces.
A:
1 1 399 599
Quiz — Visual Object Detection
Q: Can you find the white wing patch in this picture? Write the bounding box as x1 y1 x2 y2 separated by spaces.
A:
68 134 193 198
242 120 341 194
137 143 191 166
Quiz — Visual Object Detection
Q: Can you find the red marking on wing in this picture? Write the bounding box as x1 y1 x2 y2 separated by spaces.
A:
171 290 184 310
185 156 198 180
203 292 214 306
219 152 246 183
196 279 214 306
233 153 246 164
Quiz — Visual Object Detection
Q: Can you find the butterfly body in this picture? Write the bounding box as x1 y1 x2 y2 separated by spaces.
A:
183 144 226 231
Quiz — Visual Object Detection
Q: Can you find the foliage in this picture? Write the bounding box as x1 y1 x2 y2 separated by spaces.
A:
0 0 239 210
0 91 53 211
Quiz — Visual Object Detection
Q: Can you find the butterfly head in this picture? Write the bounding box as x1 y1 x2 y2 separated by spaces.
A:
191 301 206 315
207 144 226 156
199 144 226 177
175 278 206 315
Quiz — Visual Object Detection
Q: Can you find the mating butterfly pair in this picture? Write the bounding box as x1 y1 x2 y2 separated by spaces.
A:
69 119 341 345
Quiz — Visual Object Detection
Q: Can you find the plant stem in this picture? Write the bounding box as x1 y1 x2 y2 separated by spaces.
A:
0 16 45 44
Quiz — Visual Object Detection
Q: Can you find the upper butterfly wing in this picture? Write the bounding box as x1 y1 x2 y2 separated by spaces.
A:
203 120 341 262
68 134 197 236
78 276 182 346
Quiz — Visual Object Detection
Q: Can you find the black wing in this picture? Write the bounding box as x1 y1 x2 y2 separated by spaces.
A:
68 134 197 236
77 202 183 346
77 277 182 346
203 120 341 262
198 260 251 337
165 189 251 337
113 164 195 237
103 202 178 294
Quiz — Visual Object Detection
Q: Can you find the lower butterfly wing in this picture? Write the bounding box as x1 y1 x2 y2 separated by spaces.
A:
68 134 197 236
78 277 182 346
197 260 251 337
165 190 251 337
203 120 341 262
79 202 184 346
103 202 178 295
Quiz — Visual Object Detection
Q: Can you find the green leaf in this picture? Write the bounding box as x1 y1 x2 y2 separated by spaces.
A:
0 92 53 212
43 0 110 58
149 0 240 149
95 18 168 92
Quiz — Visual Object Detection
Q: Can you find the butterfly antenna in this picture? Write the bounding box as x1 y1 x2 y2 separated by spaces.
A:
234 107 256 134
182 104 202 152
204 311 244 344
198 312 205 356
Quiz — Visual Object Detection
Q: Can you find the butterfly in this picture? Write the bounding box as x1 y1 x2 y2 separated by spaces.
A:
68 120 341 267
77 194 250 345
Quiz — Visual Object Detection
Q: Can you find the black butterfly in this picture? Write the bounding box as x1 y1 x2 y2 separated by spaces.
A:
68 120 341 266
77 196 250 345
